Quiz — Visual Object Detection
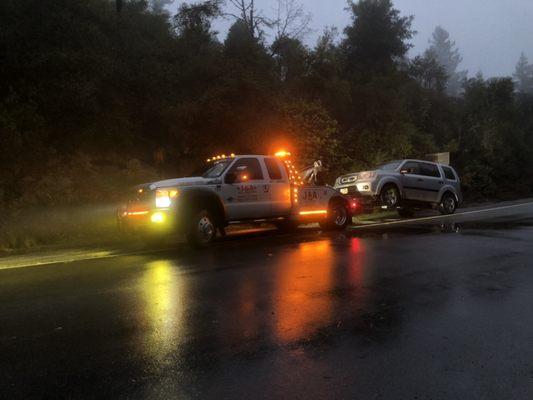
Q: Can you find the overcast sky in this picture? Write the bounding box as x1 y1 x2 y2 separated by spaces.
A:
188 0 533 77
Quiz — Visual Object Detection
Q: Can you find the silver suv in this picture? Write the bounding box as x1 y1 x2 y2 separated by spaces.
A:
334 159 462 217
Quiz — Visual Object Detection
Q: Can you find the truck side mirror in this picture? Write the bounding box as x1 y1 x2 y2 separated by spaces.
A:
400 169 408 175
225 172 237 184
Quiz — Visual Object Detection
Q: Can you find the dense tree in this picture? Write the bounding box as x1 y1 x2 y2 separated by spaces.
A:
409 50 448 92
427 26 467 96
457 76 533 197
1 0 532 212
342 0 415 75
514 53 533 95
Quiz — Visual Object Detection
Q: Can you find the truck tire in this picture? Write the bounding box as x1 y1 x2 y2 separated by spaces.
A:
186 209 217 246
320 201 350 231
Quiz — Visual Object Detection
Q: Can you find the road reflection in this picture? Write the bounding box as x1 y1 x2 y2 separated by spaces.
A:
140 260 186 362
272 238 368 343
135 236 370 363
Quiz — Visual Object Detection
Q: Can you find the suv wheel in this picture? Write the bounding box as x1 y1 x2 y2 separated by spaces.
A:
439 193 457 215
187 209 216 246
381 185 400 209
320 201 350 231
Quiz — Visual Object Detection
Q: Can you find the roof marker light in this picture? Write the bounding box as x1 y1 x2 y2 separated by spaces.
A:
275 150 291 158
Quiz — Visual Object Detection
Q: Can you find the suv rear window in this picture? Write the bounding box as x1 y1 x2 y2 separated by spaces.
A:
442 166 456 180
264 157 282 180
419 162 441 178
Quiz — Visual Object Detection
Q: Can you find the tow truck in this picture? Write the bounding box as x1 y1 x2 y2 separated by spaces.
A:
117 152 354 246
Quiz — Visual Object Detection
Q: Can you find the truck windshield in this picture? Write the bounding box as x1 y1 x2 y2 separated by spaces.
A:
375 160 402 171
201 160 232 178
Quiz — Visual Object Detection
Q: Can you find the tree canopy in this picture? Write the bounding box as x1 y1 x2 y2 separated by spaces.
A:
1 0 532 209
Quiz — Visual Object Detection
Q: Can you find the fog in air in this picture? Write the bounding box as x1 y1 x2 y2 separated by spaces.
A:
201 0 533 77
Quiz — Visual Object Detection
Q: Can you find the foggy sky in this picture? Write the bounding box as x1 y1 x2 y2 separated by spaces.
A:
201 0 533 77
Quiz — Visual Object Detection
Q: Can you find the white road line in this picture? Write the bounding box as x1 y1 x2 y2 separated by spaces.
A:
0 248 173 271
350 201 533 229
1 201 532 271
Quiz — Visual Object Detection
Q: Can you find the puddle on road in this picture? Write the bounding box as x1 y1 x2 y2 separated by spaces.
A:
347 215 533 240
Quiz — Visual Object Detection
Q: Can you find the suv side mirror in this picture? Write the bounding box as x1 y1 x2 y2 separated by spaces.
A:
400 169 408 175
225 172 237 184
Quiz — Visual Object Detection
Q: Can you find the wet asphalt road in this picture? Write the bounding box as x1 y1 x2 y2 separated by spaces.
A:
1 202 533 399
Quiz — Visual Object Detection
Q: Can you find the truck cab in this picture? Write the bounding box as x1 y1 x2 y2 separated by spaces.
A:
118 153 352 246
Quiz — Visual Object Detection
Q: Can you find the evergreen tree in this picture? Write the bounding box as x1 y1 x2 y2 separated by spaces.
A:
513 53 533 94
409 49 448 92
427 26 467 96
342 0 415 75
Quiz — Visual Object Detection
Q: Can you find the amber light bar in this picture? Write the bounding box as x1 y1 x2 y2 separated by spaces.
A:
299 210 328 216
127 210 149 216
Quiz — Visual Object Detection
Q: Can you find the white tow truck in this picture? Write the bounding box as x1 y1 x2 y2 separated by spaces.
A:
118 152 354 246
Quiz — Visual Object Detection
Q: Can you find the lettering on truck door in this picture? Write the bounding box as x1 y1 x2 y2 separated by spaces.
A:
221 157 271 220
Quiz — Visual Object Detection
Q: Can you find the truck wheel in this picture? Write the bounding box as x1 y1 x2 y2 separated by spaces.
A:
380 184 400 209
186 209 216 246
439 193 457 215
320 201 350 231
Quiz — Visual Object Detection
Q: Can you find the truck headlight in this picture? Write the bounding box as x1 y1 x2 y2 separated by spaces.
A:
155 189 179 208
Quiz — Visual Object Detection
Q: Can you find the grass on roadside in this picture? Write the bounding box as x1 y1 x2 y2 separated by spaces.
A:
0 204 127 255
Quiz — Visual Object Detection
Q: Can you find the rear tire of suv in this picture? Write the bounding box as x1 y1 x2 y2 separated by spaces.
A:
186 209 217 247
439 193 457 215
380 184 400 209
320 201 350 231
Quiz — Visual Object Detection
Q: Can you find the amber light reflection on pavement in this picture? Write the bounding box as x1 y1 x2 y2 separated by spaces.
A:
133 237 369 362
273 238 367 343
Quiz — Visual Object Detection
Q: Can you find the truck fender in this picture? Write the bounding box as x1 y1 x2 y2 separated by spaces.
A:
327 195 351 215
178 188 227 228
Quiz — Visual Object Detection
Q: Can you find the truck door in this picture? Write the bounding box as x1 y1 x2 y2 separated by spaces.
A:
264 157 291 216
221 157 271 220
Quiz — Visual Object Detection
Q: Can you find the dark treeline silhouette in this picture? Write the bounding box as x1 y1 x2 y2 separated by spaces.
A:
1 0 533 211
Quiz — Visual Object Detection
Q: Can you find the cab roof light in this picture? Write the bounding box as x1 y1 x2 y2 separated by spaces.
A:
275 150 291 158
207 153 236 162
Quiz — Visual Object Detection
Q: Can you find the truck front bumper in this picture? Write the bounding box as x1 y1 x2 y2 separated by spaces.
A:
117 208 176 234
